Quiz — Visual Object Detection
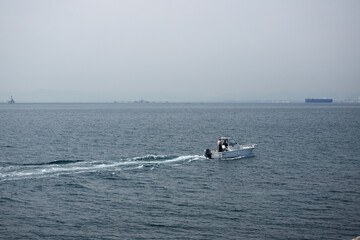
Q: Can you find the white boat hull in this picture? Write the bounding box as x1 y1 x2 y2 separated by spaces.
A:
205 144 256 160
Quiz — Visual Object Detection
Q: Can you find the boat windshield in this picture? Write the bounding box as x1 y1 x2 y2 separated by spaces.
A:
229 139 237 145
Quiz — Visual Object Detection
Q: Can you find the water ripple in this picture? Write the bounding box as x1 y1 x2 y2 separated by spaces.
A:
0 155 203 181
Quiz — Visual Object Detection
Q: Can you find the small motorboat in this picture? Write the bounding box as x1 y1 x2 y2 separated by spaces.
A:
204 137 257 159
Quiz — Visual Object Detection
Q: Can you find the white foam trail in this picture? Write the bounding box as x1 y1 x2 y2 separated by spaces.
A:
0 155 203 181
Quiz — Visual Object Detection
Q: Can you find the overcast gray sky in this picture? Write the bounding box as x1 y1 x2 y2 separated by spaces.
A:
1 0 359 102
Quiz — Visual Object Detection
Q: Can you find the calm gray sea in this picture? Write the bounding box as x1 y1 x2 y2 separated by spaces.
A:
0 103 359 239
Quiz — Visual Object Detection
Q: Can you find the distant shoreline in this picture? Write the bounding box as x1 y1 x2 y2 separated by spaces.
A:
1 101 359 104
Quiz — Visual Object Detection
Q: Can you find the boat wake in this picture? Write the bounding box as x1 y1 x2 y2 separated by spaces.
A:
0 155 204 181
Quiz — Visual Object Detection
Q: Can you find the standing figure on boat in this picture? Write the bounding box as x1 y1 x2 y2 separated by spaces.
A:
217 138 222 152
223 139 229 151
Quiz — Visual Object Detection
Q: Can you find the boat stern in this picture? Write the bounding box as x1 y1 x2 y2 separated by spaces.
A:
204 149 212 159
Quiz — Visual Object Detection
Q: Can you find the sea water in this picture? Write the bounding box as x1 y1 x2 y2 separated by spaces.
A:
0 103 359 239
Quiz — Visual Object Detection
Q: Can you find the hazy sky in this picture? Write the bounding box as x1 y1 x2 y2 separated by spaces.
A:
1 0 359 102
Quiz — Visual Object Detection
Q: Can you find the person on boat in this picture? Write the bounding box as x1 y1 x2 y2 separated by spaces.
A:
223 139 228 151
217 139 222 152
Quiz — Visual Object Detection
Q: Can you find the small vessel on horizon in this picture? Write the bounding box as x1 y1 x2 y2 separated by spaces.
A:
305 98 333 103
8 96 15 104
204 137 257 159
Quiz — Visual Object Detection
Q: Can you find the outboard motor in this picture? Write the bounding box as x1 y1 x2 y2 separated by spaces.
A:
204 149 212 159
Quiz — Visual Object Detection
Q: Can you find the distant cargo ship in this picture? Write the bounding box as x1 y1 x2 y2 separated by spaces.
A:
305 98 333 103
8 96 15 104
